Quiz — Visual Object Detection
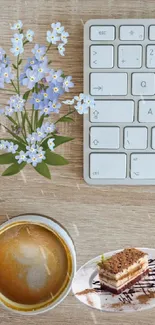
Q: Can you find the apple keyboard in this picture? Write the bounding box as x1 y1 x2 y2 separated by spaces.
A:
84 19 155 185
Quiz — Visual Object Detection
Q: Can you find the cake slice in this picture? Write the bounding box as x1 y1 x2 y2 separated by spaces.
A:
98 248 149 294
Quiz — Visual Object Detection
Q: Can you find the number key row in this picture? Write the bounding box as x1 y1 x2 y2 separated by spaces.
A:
90 45 155 69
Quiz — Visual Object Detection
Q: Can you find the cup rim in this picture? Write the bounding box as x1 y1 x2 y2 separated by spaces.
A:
0 213 76 315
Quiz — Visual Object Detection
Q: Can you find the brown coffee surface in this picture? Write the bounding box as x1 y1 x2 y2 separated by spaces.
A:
0 223 70 305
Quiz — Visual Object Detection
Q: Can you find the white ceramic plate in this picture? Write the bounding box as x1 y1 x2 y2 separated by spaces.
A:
72 248 155 313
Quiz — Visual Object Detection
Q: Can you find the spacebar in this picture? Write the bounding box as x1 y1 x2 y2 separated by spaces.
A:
90 153 127 179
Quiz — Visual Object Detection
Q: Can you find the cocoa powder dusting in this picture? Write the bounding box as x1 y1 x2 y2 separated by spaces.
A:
137 292 155 304
76 288 95 296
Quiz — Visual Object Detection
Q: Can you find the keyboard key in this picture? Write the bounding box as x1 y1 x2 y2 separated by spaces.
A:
124 127 147 149
118 45 142 68
90 45 114 68
90 153 126 179
132 73 155 95
90 73 127 96
146 45 155 68
139 100 155 122
90 100 134 122
149 25 155 40
131 154 155 179
90 25 115 41
152 128 155 149
90 127 119 149
120 25 144 40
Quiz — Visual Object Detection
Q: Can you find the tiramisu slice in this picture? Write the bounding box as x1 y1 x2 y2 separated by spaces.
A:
98 248 148 294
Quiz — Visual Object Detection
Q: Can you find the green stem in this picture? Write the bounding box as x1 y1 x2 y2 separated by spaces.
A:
0 88 16 93
6 116 18 126
24 108 32 133
11 80 18 93
31 105 35 131
17 55 20 95
21 112 27 139
55 109 75 124
46 43 52 54
34 110 38 130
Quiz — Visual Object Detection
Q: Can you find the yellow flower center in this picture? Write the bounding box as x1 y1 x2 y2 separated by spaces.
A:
4 73 8 77
30 61 34 64
37 49 41 53
53 104 56 108
36 99 40 102
53 87 58 92
30 77 34 81
16 47 19 51
44 93 48 97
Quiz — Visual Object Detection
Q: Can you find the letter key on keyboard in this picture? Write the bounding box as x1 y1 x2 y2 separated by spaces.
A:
84 19 155 185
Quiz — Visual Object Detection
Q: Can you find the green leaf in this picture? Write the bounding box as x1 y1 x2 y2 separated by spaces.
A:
48 60 52 64
0 153 16 164
23 40 29 45
54 135 74 148
45 150 69 166
34 162 51 179
2 162 26 176
18 59 22 65
37 115 44 128
12 64 17 69
57 116 74 123
42 135 74 150
55 110 75 124
23 90 31 101
7 116 18 126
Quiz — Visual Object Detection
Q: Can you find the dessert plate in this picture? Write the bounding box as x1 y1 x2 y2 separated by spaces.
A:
72 248 155 313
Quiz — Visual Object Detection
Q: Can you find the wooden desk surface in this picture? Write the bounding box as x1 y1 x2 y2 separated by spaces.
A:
0 0 155 323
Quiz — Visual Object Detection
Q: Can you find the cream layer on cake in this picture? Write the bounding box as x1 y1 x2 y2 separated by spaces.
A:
98 248 148 292
99 253 148 290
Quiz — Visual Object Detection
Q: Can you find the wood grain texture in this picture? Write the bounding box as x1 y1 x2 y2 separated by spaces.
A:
0 0 155 323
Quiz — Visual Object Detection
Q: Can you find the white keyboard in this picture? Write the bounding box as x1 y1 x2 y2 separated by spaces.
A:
84 19 155 185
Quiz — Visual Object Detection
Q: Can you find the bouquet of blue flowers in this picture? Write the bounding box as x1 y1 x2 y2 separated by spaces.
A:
0 21 95 179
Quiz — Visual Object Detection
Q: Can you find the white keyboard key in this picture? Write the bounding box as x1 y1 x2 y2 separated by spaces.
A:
152 128 155 149
132 73 155 95
90 100 134 123
90 25 115 41
146 46 155 68
139 100 155 122
90 127 119 149
90 153 126 179
90 45 114 68
118 45 142 68
120 25 144 40
149 25 155 40
91 73 127 96
124 127 147 149
131 154 155 179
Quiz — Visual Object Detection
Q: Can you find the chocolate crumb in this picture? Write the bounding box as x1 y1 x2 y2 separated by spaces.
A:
98 248 147 274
